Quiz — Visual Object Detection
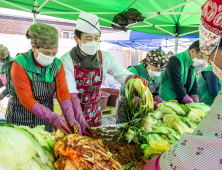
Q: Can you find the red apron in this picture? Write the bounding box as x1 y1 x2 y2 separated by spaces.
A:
73 51 103 127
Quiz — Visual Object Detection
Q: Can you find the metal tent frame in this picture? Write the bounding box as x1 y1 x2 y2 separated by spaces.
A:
0 0 203 53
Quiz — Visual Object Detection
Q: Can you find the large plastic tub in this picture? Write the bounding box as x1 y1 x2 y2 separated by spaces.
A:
101 88 120 107
101 91 110 110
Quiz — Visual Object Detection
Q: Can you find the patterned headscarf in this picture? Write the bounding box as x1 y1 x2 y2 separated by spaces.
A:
26 23 58 49
0 44 9 60
145 49 169 68
199 0 222 56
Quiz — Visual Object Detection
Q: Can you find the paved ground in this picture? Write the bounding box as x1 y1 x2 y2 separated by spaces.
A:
101 115 116 126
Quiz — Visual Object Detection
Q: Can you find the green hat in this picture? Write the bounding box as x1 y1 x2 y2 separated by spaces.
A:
0 44 9 60
26 23 58 49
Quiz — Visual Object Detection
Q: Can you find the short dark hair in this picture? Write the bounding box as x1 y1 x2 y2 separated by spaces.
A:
188 40 200 52
74 29 82 40
31 41 40 49
167 51 174 55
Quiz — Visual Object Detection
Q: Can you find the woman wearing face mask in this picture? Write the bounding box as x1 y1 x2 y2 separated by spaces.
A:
0 44 13 101
158 40 204 104
2 23 89 134
61 11 147 128
143 0 222 169
116 49 168 124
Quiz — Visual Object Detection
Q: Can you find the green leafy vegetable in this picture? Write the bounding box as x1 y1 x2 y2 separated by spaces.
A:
158 102 190 116
143 139 171 158
151 110 164 120
123 78 154 121
152 126 179 138
187 108 207 124
125 129 137 143
163 114 193 135
156 119 164 127
186 103 211 113
20 125 55 151
163 134 179 145
0 122 55 170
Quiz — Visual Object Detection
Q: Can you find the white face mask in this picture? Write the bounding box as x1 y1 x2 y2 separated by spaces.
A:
35 52 55 67
79 40 99 55
210 37 222 81
192 52 203 67
148 69 161 78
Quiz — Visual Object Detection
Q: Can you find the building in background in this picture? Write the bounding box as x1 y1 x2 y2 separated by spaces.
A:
0 13 148 86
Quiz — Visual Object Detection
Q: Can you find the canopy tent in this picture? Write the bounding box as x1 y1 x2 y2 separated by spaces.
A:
0 0 205 53
101 30 162 51
101 30 199 51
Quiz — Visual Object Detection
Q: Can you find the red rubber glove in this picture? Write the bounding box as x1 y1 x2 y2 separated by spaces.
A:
190 95 199 103
83 127 97 137
60 99 82 135
182 94 194 104
153 101 159 110
134 74 149 86
31 103 72 134
70 93 97 136
52 116 72 134
153 95 164 103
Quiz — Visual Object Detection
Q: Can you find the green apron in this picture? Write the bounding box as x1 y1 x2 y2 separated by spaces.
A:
2 49 61 132
197 65 222 106
0 56 13 96
159 50 197 101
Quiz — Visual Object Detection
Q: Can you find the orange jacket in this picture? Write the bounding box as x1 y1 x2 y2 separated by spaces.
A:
10 60 71 111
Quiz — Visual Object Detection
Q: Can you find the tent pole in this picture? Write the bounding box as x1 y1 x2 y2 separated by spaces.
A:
174 36 179 54
33 13 37 24
174 24 179 54
0 0 31 12
33 0 38 24
144 0 193 21
193 0 202 6
179 30 199 37
37 0 50 12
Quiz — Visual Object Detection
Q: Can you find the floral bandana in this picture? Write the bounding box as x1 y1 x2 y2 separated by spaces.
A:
199 21 221 56
199 0 222 56
145 49 169 68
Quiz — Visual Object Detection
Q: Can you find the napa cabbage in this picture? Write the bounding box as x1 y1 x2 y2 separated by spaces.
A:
0 122 55 170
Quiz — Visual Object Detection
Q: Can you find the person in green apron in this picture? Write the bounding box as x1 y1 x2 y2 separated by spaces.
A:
167 51 174 57
143 1 222 169
159 40 204 104
116 49 169 124
197 65 222 106
2 23 92 135
0 44 13 100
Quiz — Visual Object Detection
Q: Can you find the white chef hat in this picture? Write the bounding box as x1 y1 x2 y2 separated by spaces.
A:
76 11 100 34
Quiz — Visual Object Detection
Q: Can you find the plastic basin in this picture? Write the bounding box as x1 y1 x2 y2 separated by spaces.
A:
101 88 119 107
101 91 110 110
